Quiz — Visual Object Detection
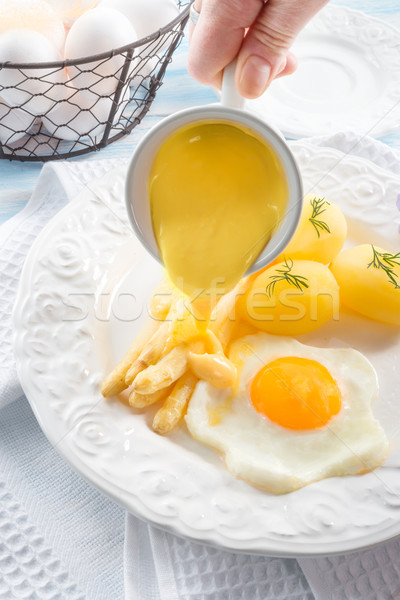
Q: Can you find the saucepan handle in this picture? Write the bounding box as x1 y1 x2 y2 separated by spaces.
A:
221 60 245 110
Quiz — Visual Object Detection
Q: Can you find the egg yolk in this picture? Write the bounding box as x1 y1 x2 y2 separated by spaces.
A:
250 357 341 430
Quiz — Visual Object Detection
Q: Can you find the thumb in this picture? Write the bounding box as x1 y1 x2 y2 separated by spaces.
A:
236 0 329 98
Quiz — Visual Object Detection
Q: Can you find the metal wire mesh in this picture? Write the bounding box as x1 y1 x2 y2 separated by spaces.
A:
0 1 190 161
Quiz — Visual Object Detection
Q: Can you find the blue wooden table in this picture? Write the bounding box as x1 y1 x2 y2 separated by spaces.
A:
0 0 399 224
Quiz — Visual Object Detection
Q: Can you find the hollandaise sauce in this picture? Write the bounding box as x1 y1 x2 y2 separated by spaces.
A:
149 120 288 304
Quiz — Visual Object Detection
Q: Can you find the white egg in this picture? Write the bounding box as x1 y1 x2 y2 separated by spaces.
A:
98 0 179 40
64 7 137 99
0 29 67 115
0 96 36 144
186 333 389 494
42 84 130 141
0 0 65 53
46 0 98 29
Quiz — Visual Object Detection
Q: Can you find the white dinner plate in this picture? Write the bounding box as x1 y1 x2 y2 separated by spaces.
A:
13 141 400 556
246 5 400 138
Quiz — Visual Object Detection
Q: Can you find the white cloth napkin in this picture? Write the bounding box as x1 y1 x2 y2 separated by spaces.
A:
124 516 315 600
1 132 400 600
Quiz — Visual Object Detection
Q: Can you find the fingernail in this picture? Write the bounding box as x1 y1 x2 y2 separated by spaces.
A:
239 56 271 98
277 57 287 75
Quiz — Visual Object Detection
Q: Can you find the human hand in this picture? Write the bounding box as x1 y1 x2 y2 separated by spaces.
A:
188 0 330 99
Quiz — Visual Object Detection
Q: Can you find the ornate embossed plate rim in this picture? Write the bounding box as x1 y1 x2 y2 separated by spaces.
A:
13 142 400 557
247 5 400 139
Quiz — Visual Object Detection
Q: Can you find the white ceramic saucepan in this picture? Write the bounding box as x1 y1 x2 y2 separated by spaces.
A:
125 61 303 275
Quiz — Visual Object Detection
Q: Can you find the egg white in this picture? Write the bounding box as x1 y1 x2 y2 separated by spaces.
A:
185 333 389 494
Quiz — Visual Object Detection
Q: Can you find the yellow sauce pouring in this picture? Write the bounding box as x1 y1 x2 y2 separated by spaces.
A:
149 120 288 311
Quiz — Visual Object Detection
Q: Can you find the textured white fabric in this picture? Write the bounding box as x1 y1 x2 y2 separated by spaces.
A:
0 396 125 600
299 540 400 600
125 514 315 600
124 517 162 600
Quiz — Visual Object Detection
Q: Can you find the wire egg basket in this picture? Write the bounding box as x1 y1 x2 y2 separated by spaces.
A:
0 1 190 162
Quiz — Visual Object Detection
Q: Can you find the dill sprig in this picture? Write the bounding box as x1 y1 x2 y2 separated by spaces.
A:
367 245 400 289
266 258 309 298
309 196 331 238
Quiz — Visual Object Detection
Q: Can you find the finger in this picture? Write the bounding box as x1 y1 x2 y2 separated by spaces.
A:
275 51 298 79
236 0 329 98
188 0 264 89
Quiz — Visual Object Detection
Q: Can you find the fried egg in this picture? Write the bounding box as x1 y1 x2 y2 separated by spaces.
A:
185 333 389 494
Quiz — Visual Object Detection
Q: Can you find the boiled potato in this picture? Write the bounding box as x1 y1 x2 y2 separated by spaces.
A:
331 244 400 325
283 194 347 264
242 259 340 335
